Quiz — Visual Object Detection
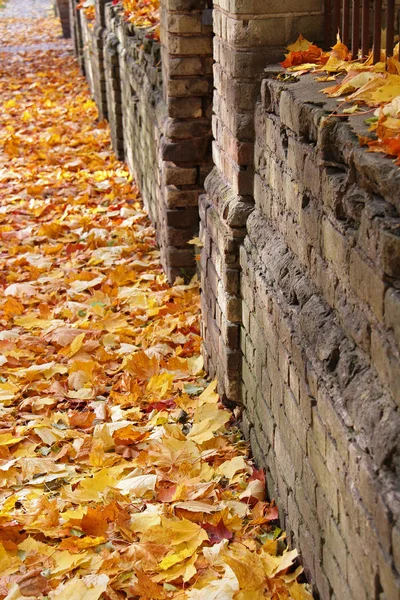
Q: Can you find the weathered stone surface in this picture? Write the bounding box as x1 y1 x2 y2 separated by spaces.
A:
57 0 71 38
236 76 400 600
81 0 213 281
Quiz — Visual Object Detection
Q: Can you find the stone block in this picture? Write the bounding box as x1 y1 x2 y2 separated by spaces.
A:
349 248 386 322
371 328 400 407
167 97 203 119
223 13 286 48
323 545 352 600
380 229 400 278
167 13 203 35
165 185 201 208
161 135 210 163
167 77 211 97
164 117 211 140
217 282 242 323
307 433 338 519
321 217 351 280
385 288 400 347
378 547 400 600
166 34 213 56
164 163 197 186
168 56 203 76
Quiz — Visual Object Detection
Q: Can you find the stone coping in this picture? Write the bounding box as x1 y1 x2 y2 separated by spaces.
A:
262 66 400 211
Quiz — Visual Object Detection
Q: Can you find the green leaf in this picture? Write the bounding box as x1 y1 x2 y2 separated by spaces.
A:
164 583 179 591
183 383 204 395
70 528 85 537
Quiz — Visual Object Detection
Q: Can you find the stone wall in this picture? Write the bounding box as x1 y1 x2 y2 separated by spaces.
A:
198 2 400 599
73 0 213 282
113 9 163 230
239 73 400 600
201 0 326 404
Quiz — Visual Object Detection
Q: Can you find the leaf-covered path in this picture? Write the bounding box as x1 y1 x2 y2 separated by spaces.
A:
0 4 312 599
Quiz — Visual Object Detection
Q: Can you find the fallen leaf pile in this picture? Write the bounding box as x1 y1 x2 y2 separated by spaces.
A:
119 0 160 41
281 35 400 164
0 11 312 600
77 0 96 23
0 17 62 47
280 34 352 72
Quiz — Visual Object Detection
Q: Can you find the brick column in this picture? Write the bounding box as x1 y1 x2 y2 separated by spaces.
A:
200 1 324 404
79 0 108 119
159 0 214 281
69 0 85 72
56 0 71 38
94 0 108 28
104 6 124 160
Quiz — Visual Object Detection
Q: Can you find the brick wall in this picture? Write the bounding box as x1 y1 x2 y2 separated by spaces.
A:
199 1 400 598
115 11 163 230
75 0 213 282
201 0 325 404
239 72 400 599
80 5 108 120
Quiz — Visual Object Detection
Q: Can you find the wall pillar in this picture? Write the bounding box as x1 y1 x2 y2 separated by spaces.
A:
69 0 85 72
103 9 124 160
159 0 214 281
56 0 71 38
80 0 108 119
200 1 324 404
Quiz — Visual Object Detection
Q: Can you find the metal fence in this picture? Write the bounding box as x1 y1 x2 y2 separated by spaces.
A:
324 0 398 62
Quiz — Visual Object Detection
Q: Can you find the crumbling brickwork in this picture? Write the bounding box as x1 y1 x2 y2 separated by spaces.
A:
239 73 400 599
74 0 213 281
202 0 326 404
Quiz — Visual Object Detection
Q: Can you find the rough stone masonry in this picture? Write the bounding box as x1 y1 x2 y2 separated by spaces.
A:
70 0 400 598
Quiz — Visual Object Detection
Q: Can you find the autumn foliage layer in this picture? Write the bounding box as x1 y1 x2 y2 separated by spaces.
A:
0 13 312 600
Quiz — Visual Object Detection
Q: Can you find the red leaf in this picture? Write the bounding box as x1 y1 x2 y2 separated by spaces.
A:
265 504 279 522
249 467 265 484
202 519 233 545
280 45 324 68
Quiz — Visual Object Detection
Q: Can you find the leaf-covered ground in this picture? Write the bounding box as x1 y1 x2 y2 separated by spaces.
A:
0 6 312 600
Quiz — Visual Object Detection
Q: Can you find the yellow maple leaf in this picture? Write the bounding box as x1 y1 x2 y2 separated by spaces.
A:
188 403 230 445
287 34 313 53
0 543 21 577
49 574 109 600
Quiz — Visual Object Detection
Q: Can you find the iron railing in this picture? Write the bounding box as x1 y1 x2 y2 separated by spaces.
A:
324 0 399 62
